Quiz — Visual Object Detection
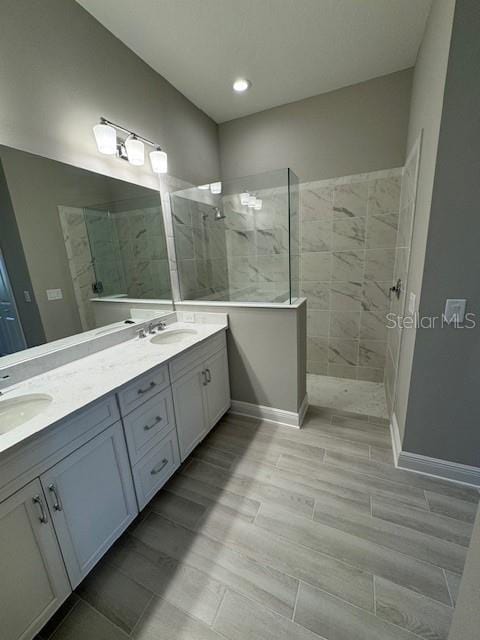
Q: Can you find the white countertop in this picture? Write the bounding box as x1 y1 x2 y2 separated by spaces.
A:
0 321 227 456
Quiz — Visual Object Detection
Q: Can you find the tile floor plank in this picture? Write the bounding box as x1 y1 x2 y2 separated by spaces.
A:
255 503 452 605
129 513 300 618
425 491 479 524
444 571 462 606
213 590 322 640
372 497 473 547
374 577 453 640
49 599 129 640
182 459 315 517
306 414 392 448
295 581 418 640
76 560 153 633
133 596 224 640
276 453 429 510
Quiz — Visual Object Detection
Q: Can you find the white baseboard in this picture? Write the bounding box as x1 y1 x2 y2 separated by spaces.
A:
390 412 480 487
230 395 309 428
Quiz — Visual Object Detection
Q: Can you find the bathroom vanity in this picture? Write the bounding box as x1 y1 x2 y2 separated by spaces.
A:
0 317 230 640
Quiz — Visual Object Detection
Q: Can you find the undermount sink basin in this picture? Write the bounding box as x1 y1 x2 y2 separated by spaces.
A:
0 394 53 435
150 328 198 345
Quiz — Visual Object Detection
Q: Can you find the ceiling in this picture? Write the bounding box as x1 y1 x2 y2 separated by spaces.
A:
77 0 432 124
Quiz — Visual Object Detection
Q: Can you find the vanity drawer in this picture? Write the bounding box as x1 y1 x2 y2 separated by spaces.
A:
169 331 226 382
131 429 180 510
122 387 175 464
117 364 169 416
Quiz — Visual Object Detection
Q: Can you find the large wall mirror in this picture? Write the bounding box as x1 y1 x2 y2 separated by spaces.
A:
0 144 173 360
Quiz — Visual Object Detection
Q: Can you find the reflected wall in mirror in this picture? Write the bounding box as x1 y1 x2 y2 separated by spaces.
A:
0 145 172 359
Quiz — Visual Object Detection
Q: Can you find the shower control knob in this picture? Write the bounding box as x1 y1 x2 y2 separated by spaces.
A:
390 279 402 300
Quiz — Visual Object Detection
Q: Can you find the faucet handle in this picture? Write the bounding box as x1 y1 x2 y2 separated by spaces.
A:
137 328 147 339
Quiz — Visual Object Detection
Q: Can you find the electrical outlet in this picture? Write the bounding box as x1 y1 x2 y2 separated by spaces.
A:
408 292 416 315
23 290 31 303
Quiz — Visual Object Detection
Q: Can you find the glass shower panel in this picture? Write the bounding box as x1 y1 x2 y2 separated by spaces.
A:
84 208 125 297
171 168 298 304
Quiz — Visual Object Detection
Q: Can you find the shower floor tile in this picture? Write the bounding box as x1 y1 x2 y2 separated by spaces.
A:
307 373 388 419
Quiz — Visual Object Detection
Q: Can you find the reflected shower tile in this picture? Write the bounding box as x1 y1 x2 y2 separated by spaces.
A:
367 176 401 215
333 182 368 218
300 184 334 221
301 252 332 281
364 249 395 282
192 226 209 260
307 337 328 363
397 203 414 249
256 229 288 256
330 281 363 311
171 196 192 226
328 339 359 366
359 340 387 368
329 311 361 339
254 211 276 230
332 218 366 251
357 367 384 382
226 229 256 257
359 310 388 341
331 251 364 282
300 282 330 309
362 281 391 311
224 207 255 231
307 361 329 375
229 257 258 285
174 224 194 260
301 219 332 252
366 213 398 249
257 255 289 283
307 309 330 337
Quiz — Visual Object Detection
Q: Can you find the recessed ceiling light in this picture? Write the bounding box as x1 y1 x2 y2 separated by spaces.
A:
233 78 251 93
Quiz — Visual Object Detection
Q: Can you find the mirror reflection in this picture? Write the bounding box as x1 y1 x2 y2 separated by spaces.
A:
0 145 172 359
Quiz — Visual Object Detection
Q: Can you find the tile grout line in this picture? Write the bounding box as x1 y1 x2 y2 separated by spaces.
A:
128 592 155 638
292 580 301 622
42 597 81 640
442 568 456 608
210 588 228 628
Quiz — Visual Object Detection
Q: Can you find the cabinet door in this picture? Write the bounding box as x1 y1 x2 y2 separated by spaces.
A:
172 363 208 461
40 422 138 588
0 479 71 640
205 348 231 428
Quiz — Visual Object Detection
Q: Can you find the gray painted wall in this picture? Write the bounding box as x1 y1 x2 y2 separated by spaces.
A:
0 0 219 189
393 0 455 441
177 302 307 414
218 70 412 183
448 505 480 639
402 0 480 466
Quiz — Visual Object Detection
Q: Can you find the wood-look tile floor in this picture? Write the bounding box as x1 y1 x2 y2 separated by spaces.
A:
37 407 479 640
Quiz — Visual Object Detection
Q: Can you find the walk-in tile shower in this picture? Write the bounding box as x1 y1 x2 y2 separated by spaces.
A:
170 169 299 304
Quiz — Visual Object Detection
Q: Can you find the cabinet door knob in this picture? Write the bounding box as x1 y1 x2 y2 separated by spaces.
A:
144 416 162 431
48 483 63 511
33 495 48 524
138 381 156 395
151 458 168 475
205 368 211 383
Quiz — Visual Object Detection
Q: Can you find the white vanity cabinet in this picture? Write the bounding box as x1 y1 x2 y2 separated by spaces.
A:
39 421 138 588
0 479 71 640
171 333 230 461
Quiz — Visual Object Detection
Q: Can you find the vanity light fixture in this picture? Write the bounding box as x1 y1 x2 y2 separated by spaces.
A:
210 182 222 195
93 117 168 174
233 78 251 93
247 195 257 208
254 198 262 211
240 191 250 206
198 184 210 190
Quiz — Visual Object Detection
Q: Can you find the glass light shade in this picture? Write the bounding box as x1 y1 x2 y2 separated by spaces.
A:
125 136 145 166
233 78 251 93
240 192 250 205
247 195 257 208
254 199 262 210
210 182 222 195
198 184 210 190
93 123 117 155
149 149 168 174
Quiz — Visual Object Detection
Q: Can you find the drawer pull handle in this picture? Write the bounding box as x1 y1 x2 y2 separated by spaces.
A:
138 381 156 395
202 370 208 386
205 368 211 383
151 458 168 475
48 483 63 511
144 416 162 431
33 495 48 524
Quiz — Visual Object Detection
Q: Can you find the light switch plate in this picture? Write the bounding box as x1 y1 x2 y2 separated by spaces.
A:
23 290 31 303
408 292 416 315
444 299 466 324
46 288 63 301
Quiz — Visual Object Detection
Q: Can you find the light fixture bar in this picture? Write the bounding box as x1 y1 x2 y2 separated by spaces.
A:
99 117 162 151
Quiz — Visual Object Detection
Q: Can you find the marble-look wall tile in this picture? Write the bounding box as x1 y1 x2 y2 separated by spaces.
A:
329 311 361 340
332 218 366 251
333 182 369 218
328 364 358 380
301 219 332 252
359 340 386 369
307 337 328 363
328 339 359 367
301 252 332 281
357 367 384 383
331 251 365 282
301 184 334 221
359 310 388 342
367 176 401 215
362 281 391 312
301 282 330 309
330 281 363 311
307 309 330 337
364 249 395 282
366 213 398 249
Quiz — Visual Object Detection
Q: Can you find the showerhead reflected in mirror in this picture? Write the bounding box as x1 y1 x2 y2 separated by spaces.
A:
0 145 173 361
